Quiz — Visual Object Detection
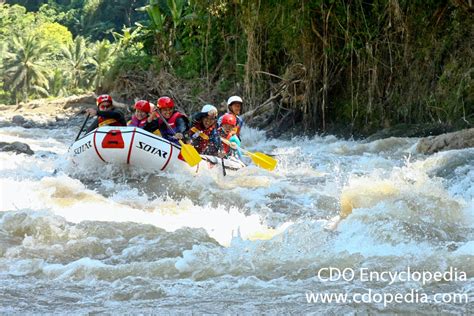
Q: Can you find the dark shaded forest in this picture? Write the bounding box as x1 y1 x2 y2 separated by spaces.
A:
1 0 473 136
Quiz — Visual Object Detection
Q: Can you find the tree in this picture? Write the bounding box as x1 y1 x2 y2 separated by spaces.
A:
32 21 73 56
87 40 115 91
3 35 50 102
61 36 88 90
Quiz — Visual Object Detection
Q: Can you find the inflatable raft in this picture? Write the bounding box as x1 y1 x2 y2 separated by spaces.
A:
69 126 246 172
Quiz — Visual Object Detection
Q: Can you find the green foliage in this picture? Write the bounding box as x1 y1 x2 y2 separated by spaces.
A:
61 36 89 89
88 40 116 91
0 4 35 38
32 22 73 56
2 35 51 101
6 0 149 41
1 0 472 134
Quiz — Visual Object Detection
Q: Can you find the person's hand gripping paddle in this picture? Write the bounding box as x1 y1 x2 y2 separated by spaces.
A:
155 108 202 167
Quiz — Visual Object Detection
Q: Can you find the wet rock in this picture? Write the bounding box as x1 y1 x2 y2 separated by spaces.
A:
416 128 474 154
0 141 34 155
366 123 452 141
11 115 26 125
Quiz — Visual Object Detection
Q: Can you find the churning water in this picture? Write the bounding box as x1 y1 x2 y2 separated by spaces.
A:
0 117 472 314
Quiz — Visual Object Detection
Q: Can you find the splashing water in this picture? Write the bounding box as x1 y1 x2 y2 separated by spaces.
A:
0 123 472 314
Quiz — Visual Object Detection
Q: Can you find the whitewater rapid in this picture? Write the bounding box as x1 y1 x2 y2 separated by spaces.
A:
0 119 472 314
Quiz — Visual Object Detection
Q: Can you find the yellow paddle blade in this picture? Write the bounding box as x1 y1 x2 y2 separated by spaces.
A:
246 151 278 171
190 127 209 140
179 140 202 167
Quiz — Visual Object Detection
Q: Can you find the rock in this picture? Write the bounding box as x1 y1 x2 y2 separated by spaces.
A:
0 141 34 155
416 128 474 154
366 123 452 142
62 93 97 111
11 115 26 125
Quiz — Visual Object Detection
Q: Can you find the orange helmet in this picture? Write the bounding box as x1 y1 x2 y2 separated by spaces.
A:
221 113 237 126
157 96 174 109
134 100 151 113
96 94 113 106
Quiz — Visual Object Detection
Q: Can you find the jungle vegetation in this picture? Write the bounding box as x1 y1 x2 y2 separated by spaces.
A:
1 0 473 135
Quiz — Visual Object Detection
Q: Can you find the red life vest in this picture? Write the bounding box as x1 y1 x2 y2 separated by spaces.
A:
159 111 185 128
190 123 215 154
159 111 187 140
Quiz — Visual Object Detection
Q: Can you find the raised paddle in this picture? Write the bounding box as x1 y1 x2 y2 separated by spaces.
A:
155 108 202 167
75 114 91 141
190 127 209 140
220 137 277 171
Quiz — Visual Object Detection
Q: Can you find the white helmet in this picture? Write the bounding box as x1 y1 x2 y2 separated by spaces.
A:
227 95 243 106
201 104 217 115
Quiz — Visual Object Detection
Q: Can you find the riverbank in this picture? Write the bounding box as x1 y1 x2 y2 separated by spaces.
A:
1 94 473 155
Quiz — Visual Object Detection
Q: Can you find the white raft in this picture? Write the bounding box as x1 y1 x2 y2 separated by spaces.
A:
70 126 246 172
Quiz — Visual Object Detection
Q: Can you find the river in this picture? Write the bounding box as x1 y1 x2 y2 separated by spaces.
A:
0 117 472 314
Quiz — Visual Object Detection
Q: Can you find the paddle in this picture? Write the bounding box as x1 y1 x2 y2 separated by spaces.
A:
220 137 277 171
190 127 227 175
155 108 202 167
221 158 227 176
190 127 209 140
75 114 90 141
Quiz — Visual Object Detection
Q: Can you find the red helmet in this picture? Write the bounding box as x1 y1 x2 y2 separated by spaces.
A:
134 100 151 113
96 94 113 106
221 113 237 126
157 96 174 109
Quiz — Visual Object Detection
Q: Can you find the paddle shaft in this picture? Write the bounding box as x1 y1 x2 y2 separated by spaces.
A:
75 114 90 141
221 157 226 176
154 108 177 135
220 137 277 171
154 108 187 146
155 108 202 167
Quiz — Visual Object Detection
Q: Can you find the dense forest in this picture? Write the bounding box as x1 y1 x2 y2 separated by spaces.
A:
1 0 473 136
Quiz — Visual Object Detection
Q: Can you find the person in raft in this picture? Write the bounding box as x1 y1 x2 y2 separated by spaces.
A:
217 113 243 159
144 96 190 144
188 104 220 155
128 100 151 128
85 94 127 133
218 95 244 140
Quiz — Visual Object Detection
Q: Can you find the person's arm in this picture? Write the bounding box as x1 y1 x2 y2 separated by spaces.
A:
174 117 191 142
174 117 188 134
238 116 244 127
229 135 243 159
143 120 159 133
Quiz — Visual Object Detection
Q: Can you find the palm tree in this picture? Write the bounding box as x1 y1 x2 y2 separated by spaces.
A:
88 40 115 91
3 35 50 102
61 36 88 90
49 68 69 97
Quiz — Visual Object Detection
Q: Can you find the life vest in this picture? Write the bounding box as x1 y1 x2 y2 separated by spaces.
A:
159 111 188 141
190 124 216 154
128 115 147 128
218 128 236 155
98 117 121 127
